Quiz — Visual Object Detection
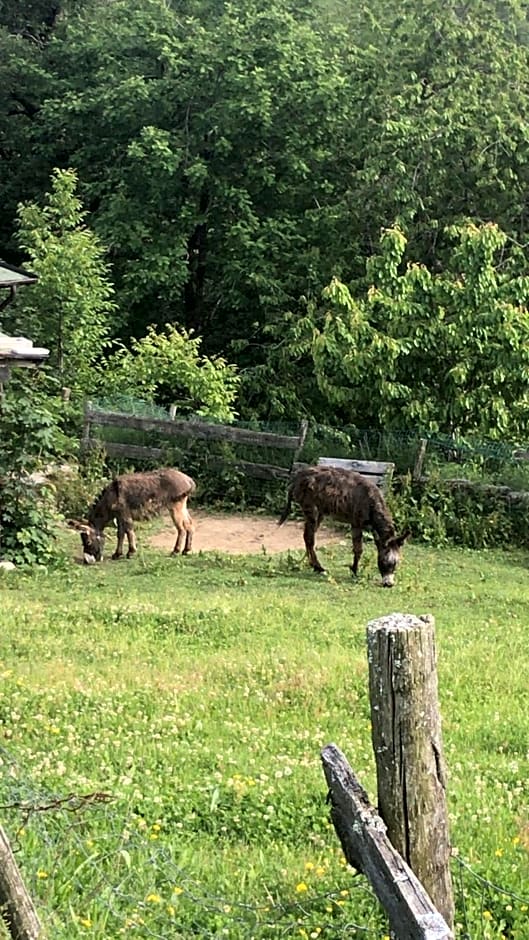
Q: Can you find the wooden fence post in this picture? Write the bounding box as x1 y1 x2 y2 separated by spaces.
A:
0 825 41 939
413 438 428 481
82 401 92 451
367 613 454 929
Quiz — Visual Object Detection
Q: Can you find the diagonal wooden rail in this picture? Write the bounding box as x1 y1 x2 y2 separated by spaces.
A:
0 825 41 939
321 744 453 940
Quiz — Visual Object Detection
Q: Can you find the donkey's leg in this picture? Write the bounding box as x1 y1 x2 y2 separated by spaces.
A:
304 511 325 573
350 526 363 576
181 502 195 555
112 518 126 560
169 504 186 555
125 522 137 558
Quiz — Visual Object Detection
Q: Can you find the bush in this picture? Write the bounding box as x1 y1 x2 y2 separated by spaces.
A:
390 473 529 550
0 375 65 564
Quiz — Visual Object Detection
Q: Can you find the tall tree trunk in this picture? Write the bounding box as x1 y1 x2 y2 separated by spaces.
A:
184 187 209 334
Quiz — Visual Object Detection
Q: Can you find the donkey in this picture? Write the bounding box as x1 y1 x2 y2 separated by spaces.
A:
278 465 410 586
71 468 196 564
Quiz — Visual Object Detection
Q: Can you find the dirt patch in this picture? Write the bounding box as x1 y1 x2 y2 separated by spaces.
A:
148 510 346 556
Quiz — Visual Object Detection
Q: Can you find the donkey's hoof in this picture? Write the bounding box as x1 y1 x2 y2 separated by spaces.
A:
313 566 327 575
111 552 124 560
126 550 136 559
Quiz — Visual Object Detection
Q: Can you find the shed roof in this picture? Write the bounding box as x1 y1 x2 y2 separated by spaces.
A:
0 260 38 288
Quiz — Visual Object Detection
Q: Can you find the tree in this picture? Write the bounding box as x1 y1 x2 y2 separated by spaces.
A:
12 167 115 396
9 0 358 346
98 324 240 422
287 222 529 438
3 0 529 427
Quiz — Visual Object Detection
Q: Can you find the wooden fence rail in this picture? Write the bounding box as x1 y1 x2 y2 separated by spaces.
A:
83 406 308 481
321 746 453 940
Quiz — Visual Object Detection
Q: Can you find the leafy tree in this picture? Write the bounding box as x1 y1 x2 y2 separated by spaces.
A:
99 324 240 422
11 0 358 344
12 167 115 396
287 222 529 438
3 0 529 429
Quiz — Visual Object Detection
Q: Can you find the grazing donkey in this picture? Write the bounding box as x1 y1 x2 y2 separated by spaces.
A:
278 465 410 586
72 468 196 564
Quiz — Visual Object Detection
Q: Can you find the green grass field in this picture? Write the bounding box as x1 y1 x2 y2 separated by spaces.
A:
1 522 528 938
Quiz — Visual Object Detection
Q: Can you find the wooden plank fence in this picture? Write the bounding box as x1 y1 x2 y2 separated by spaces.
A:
83 405 308 481
317 456 394 490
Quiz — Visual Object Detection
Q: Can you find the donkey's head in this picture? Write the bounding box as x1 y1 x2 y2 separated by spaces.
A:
374 530 411 587
68 521 105 564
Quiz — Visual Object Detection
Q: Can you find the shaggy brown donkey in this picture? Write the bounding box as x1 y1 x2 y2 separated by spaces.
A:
278 465 410 586
71 468 196 563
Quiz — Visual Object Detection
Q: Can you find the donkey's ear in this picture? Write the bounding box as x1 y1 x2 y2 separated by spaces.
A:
67 520 90 532
396 529 411 547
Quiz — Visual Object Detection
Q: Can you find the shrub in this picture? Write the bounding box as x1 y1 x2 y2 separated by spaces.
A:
0 375 65 564
390 473 529 550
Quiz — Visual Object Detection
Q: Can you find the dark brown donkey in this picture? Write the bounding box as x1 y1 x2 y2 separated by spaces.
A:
278 465 410 586
71 468 196 563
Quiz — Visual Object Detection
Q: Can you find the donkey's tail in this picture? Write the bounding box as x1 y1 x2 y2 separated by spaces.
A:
277 491 293 527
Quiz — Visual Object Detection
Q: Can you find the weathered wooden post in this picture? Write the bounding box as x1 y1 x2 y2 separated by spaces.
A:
413 438 428 481
367 613 454 929
0 825 42 939
82 400 93 452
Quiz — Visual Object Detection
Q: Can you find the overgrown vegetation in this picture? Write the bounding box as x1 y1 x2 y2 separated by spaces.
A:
0 374 66 564
3 0 529 431
0 534 527 937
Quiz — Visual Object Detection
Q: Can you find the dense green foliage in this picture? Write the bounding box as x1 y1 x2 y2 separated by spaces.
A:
11 168 115 395
0 374 65 563
286 223 529 436
2 0 529 433
0 532 528 936
100 325 240 420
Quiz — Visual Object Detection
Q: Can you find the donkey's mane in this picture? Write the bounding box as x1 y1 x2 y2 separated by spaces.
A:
370 489 397 543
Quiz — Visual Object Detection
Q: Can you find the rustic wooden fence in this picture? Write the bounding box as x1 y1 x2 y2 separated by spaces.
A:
82 404 308 481
322 612 454 940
